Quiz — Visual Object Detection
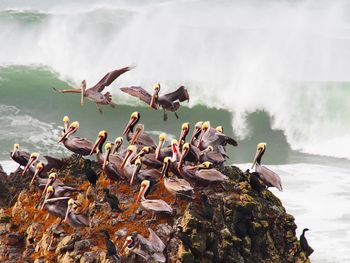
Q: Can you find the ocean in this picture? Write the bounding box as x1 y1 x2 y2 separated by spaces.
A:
1 1 350 262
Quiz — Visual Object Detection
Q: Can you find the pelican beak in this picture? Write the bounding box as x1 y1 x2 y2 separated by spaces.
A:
179 129 188 145
130 127 142 145
177 147 188 171
190 127 201 144
103 147 111 170
112 141 122 154
123 117 136 136
161 161 169 180
197 128 207 147
80 80 86 108
149 88 158 107
90 135 104 155
41 192 50 210
11 145 17 158
121 149 133 169
64 204 71 222
121 240 128 254
171 143 179 162
136 184 146 203
41 178 54 197
30 167 41 186
251 148 263 170
130 163 141 185
22 154 38 176
155 140 165 160
58 126 75 143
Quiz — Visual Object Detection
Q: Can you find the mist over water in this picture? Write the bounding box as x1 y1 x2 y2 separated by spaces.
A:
0 0 350 159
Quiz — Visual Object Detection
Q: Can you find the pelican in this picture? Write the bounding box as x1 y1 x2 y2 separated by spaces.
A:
122 228 166 262
120 83 189 121
43 185 78 200
251 143 283 191
189 121 203 145
136 180 173 220
102 143 125 181
130 146 162 169
197 121 238 153
161 157 193 204
155 133 172 161
120 145 138 170
112 137 126 156
41 192 70 218
123 112 156 148
178 161 228 183
58 121 94 156
64 199 89 228
177 142 200 167
178 122 190 148
199 145 225 166
22 152 40 176
10 143 30 168
30 170 65 192
54 66 133 113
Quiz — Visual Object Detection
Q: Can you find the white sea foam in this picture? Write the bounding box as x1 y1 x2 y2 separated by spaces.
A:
0 0 349 160
238 163 350 262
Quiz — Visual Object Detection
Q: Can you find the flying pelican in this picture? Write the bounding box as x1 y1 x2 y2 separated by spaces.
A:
122 112 156 148
136 180 173 220
161 157 194 204
54 66 133 113
122 228 166 262
58 121 94 156
120 83 189 121
10 143 30 169
64 199 89 228
251 143 283 191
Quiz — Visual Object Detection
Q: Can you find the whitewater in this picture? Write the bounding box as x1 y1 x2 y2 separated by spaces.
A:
1 0 350 262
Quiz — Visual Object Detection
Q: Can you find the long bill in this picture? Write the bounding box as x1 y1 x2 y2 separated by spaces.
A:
122 118 135 136
136 184 146 203
90 136 104 155
22 155 37 176
130 128 142 145
149 89 157 107
190 127 201 145
120 149 133 169
103 147 111 170
251 148 263 170
130 164 140 185
41 178 54 197
160 161 169 181
30 167 41 186
155 140 164 160
58 126 74 143
64 205 71 221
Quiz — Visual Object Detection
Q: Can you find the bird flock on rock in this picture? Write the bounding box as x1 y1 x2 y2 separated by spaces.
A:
9 66 313 261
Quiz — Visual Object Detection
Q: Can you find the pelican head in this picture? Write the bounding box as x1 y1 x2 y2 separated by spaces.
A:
123 112 140 136
113 137 123 154
90 130 108 155
22 152 39 176
42 172 57 196
11 143 20 157
195 161 213 170
251 142 267 169
136 180 150 203
215 126 223 133
198 121 210 146
150 83 160 107
65 198 76 222
58 121 79 143
156 133 167 160
121 236 136 254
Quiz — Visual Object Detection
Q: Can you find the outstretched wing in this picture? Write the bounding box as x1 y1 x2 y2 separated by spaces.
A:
120 86 158 108
163 86 189 102
90 66 133 92
215 133 238 147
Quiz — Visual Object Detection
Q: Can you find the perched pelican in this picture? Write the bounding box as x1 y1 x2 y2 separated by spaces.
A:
197 121 238 154
64 199 89 228
122 228 166 262
161 157 194 204
41 172 76 196
43 185 78 200
10 143 30 168
300 228 314 257
22 152 40 176
199 145 226 166
58 121 94 156
112 137 126 156
30 165 65 189
103 143 125 181
155 133 172 161
131 146 162 169
54 66 133 113
189 121 203 145
177 143 200 167
251 143 283 191
101 230 120 261
178 161 228 183
22 152 64 177
120 84 189 121
136 180 173 219
41 193 70 218
123 112 156 148
120 145 138 170
178 122 190 148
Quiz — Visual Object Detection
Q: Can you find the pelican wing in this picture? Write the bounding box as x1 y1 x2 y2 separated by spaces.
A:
69 137 94 152
148 228 166 252
196 169 228 182
44 155 64 170
120 86 155 106
166 178 193 192
162 86 189 102
141 199 173 214
90 66 133 92
256 164 283 191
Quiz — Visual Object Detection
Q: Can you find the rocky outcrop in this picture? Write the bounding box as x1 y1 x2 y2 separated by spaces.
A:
0 157 311 262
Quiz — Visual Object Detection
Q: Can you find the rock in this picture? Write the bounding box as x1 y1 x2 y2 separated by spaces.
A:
6 233 23 246
115 228 128 239
56 234 81 254
156 223 173 242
